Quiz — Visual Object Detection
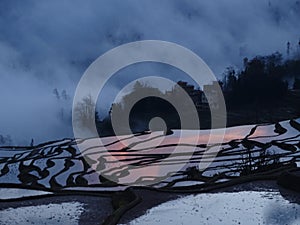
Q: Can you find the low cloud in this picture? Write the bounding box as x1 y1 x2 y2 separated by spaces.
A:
0 0 299 144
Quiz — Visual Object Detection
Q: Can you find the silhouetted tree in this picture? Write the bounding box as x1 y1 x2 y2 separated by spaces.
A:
223 67 237 92
224 53 288 107
53 88 60 100
74 95 100 130
294 78 300 90
61 90 69 100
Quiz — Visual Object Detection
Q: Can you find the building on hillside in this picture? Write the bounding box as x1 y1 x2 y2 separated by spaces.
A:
202 81 224 110
176 81 203 107
166 80 224 110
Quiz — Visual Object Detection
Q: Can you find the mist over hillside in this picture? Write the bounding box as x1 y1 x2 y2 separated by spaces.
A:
1 0 300 144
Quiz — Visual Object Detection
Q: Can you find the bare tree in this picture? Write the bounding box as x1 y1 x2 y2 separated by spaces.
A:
74 94 97 130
